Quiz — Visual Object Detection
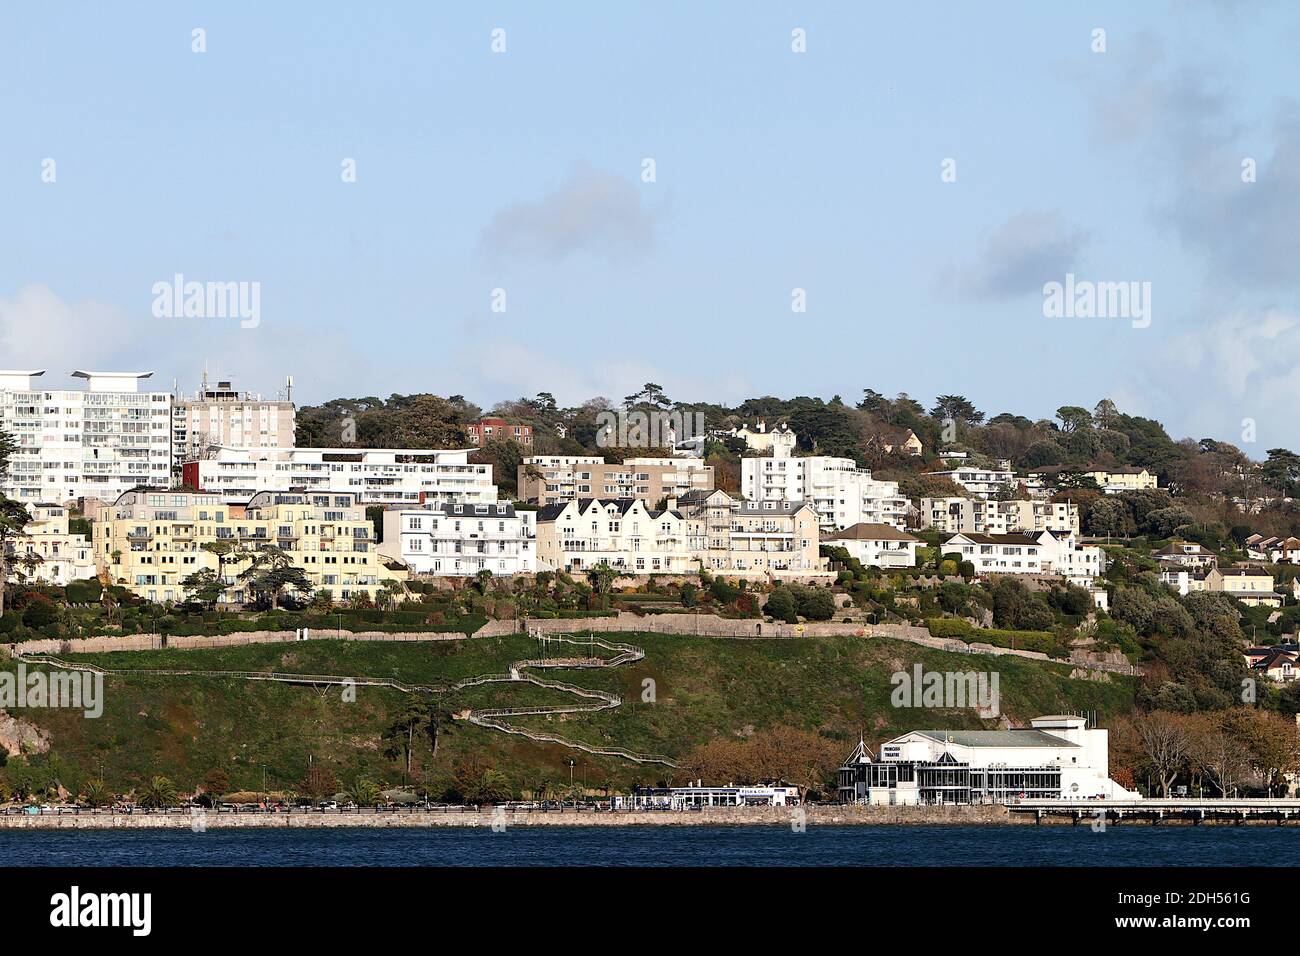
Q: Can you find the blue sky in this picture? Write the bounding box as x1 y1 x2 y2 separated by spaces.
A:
3 1 1299 453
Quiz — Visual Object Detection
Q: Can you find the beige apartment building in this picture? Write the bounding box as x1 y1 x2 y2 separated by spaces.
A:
917 497 1079 536
96 489 403 604
172 375 295 470
533 490 822 577
519 456 714 505
3 502 96 586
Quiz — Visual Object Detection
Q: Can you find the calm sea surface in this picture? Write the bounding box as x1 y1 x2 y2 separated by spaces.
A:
3 825 1296 866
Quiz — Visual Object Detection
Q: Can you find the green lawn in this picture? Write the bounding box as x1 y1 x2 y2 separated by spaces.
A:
2 632 1134 799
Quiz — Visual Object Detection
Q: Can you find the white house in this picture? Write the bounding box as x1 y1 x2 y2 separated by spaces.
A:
823 523 919 569
379 501 535 576
838 715 1139 805
944 530 1103 587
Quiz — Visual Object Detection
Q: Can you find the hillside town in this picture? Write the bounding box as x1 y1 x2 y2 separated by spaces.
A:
4 370 1300 811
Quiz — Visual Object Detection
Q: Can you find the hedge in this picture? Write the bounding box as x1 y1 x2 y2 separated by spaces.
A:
925 618 1066 657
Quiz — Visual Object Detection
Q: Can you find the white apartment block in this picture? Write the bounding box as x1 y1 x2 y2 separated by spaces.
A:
741 455 906 530
0 370 172 505
172 375 294 468
379 501 536 576
186 446 497 505
3 502 96 585
944 530 1104 587
927 467 1018 500
918 497 1078 535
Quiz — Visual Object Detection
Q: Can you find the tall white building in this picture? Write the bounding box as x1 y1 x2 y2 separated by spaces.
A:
741 455 906 530
172 374 295 469
379 501 536 575
186 446 497 505
0 370 172 504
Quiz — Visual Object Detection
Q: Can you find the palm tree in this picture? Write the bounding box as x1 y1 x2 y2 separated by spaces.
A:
473 568 494 595
344 776 381 807
81 778 114 808
137 775 179 808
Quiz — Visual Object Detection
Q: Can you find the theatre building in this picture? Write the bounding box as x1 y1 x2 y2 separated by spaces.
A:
837 715 1138 805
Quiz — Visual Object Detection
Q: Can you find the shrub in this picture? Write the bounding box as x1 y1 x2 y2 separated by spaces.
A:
765 588 798 623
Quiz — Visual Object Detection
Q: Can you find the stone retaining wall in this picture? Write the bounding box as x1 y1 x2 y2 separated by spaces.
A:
0 804 1018 829
4 612 1135 677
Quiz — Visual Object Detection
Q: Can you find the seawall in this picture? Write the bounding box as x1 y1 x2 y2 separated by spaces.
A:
0 804 1022 829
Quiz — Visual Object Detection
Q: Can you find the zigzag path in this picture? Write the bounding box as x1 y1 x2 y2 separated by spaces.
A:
16 631 677 767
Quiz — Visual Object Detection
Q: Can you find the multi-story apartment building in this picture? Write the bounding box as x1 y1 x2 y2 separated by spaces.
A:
379 501 536 576
171 375 294 469
534 498 696 574
3 502 96 585
917 497 1079 535
184 446 497 505
740 455 906 530
0 370 172 504
518 456 714 505
464 417 533 447
96 489 403 604
533 491 822 577
927 467 1018 500
676 489 821 575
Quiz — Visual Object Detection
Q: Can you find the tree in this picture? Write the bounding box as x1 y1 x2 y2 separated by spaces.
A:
1133 712 1190 797
587 562 618 608
930 395 984 428
344 776 382 807
238 545 312 609
298 764 341 802
200 540 246 590
0 497 31 618
1093 399 1120 430
137 775 180 808
1187 714 1249 797
382 699 442 783
181 567 226 609
202 768 231 799
81 778 114 808
1054 406 1094 433
765 587 798 623
472 568 494 595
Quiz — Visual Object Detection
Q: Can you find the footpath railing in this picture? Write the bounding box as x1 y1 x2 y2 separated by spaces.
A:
15 631 677 767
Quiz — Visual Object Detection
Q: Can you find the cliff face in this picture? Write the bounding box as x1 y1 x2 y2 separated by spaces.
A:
0 710 52 757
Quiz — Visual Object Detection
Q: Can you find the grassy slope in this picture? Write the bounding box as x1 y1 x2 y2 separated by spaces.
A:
3 632 1134 797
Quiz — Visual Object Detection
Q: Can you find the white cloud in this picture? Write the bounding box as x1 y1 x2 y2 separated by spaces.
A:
479 163 662 261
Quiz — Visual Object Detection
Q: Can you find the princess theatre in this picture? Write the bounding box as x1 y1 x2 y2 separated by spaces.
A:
837 715 1139 805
